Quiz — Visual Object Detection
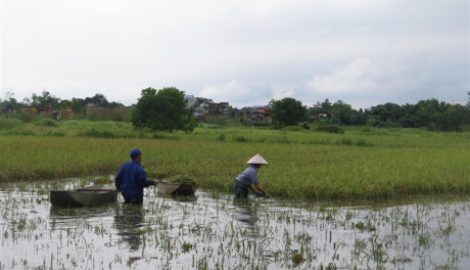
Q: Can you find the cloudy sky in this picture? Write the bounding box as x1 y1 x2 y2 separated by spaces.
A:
1 0 468 108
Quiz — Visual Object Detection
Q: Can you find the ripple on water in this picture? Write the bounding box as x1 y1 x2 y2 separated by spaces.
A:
0 179 469 269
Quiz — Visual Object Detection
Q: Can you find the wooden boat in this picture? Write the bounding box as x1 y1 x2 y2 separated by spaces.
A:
156 180 196 196
50 186 118 207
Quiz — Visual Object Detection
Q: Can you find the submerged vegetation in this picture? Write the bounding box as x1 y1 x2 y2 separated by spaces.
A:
0 179 469 269
0 120 469 200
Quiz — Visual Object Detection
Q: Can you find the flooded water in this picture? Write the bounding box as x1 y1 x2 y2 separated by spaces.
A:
0 179 469 270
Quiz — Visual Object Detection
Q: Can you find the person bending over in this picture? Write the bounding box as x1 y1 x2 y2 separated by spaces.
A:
234 154 270 199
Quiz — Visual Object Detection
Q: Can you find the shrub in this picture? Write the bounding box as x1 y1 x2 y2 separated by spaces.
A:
79 128 115 138
217 134 226 142
0 118 23 129
46 131 65 137
316 125 345 134
205 115 226 126
233 136 249 143
355 139 373 147
87 107 132 122
337 138 353 146
282 125 304 132
152 133 166 140
4 130 35 136
200 123 222 129
274 137 292 144
13 112 37 123
35 118 58 127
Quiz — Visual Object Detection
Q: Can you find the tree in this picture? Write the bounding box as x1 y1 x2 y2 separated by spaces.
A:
132 87 196 132
84 93 109 107
70 98 86 114
320 99 332 116
330 100 357 125
366 102 402 126
0 92 19 114
437 105 466 131
270 97 307 127
31 91 60 113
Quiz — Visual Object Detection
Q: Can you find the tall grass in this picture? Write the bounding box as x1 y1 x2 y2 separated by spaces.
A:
0 129 468 200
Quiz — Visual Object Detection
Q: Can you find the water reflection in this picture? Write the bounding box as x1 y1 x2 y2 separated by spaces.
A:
0 179 469 270
233 199 259 227
113 204 145 251
49 205 115 230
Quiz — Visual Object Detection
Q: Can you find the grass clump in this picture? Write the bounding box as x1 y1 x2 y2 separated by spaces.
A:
233 136 249 143
35 118 58 127
45 131 65 137
316 125 345 134
217 134 226 142
0 118 23 129
152 133 167 139
282 125 304 132
291 251 305 266
79 128 115 138
182 242 193 253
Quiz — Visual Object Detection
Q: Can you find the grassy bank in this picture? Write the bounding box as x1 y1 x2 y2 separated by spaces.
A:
0 121 469 200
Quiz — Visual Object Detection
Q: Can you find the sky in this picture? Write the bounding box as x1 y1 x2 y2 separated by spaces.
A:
1 0 469 108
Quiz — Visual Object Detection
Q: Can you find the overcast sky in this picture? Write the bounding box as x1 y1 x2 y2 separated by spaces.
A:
1 0 468 108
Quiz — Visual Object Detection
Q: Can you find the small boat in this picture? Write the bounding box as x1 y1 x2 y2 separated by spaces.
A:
156 180 196 196
50 186 118 207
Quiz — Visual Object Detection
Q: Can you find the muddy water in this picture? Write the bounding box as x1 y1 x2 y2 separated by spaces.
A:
0 179 469 270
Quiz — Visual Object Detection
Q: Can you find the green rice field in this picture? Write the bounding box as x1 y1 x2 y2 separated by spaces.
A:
0 119 469 200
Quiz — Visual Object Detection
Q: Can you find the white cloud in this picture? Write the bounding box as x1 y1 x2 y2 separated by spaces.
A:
306 58 379 94
1 0 468 107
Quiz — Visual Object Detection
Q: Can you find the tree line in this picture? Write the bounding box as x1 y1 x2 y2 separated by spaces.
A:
272 93 470 132
1 89 469 132
0 91 130 121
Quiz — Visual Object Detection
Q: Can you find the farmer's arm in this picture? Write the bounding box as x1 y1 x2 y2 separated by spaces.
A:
114 166 124 191
253 183 270 198
250 171 269 198
136 167 155 188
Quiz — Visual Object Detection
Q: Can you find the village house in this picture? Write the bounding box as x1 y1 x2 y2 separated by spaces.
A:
239 105 272 125
191 98 231 121
208 102 230 115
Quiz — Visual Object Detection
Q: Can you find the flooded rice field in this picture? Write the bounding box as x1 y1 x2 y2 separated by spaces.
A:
0 179 469 270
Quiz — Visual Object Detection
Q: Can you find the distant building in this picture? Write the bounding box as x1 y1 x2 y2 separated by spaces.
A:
85 103 99 117
194 103 209 121
190 97 231 121
61 107 74 119
52 110 61 120
22 107 37 114
240 105 272 125
208 102 230 115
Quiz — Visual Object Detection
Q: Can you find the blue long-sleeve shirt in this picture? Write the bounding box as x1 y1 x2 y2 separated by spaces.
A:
115 160 154 203
236 165 259 186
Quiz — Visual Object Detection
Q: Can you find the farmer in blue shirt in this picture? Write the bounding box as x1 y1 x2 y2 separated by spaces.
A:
234 154 270 198
115 148 156 203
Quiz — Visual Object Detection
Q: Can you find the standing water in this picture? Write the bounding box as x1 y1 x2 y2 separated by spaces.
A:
0 179 469 269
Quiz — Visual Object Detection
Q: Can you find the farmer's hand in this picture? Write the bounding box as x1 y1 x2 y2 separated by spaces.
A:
256 191 270 198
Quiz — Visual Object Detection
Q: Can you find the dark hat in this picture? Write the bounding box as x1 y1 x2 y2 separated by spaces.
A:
130 148 142 159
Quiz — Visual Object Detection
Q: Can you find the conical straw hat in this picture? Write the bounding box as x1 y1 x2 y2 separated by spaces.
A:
247 154 268 165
